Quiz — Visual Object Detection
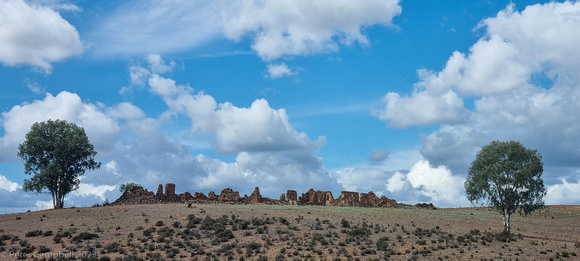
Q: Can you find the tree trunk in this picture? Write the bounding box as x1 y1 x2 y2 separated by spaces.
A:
56 193 64 209
502 211 511 233
51 193 57 209
506 214 511 233
53 190 64 209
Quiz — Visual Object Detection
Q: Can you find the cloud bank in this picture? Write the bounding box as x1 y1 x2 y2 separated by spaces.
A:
377 2 580 178
90 0 402 61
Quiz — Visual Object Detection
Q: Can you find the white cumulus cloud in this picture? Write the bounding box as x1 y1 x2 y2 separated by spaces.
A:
266 63 295 79
223 0 402 60
405 160 466 206
71 183 117 201
386 172 406 193
0 91 120 161
143 57 325 154
545 175 580 205
332 167 392 194
0 0 82 72
382 160 468 207
0 174 20 192
377 90 467 128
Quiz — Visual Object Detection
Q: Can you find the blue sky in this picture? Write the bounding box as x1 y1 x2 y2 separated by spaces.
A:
1 0 580 212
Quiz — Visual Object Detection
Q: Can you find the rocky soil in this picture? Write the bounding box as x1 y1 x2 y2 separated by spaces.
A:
0 203 579 260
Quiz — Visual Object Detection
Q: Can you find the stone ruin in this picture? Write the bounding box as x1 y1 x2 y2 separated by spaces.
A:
218 188 240 202
415 202 437 209
299 189 335 206
335 191 358 207
113 183 408 209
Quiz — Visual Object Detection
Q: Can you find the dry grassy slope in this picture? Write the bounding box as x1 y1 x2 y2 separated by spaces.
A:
0 204 579 260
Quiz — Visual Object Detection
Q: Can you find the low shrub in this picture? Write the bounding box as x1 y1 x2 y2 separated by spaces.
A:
246 241 262 251
53 235 62 243
216 228 234 242
37 245 50 253
376 236 390 251
20 247 34 254
105 242 121 253
348 226 371 239
72 231 99 242
25 230 43 237
157 226 174 238
493 231 516 242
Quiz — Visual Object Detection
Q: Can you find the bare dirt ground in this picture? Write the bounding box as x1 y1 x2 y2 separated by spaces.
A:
1 203 579 260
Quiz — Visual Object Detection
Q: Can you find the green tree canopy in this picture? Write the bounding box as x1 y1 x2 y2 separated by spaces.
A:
18 120 101 209
119 182 144 193
465 140 545 233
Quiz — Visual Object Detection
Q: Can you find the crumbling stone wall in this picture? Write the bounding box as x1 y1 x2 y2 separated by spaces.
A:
156 184 163 198
335 191 360 207
193 192 207 201
378 195 398 208
208 191 218 201
181 191 194 201
113 189 158 205
114 183 404 209
219 188 240 202
286 190 298 205
298 188 315 205
415 203 436 209
322 191 335 206
299 189 335 206
165 183 177 201
360 192 371 207
247 187 263 204
360 191 397 208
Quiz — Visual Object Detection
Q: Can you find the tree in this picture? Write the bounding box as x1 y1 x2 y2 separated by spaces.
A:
18 120 101 209
119 182 144 193
465 140 546 233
